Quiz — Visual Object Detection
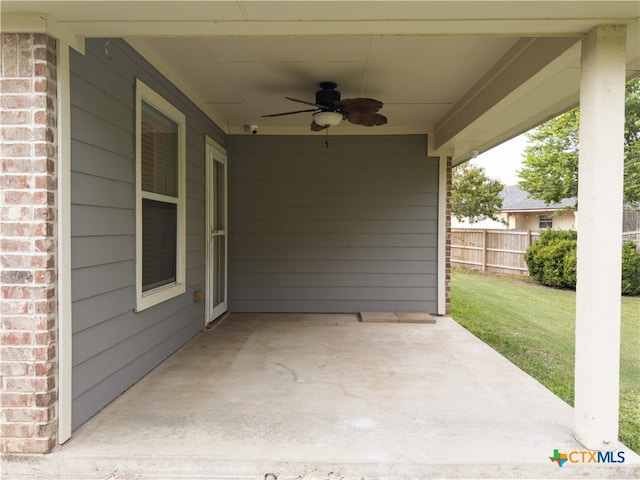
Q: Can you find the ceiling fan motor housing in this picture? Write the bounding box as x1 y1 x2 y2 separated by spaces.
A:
316 82 341 109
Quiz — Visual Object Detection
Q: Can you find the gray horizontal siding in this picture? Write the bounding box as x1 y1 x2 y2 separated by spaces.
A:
228 135 439 313
71 141 133 183
232 300 433 312
232 193 438 207
71 261 133 302
231 273 436 288
69 38 225 430
233 287 431 301
71 172 133 209
232 260 436 274
71 236 133 269
232 206 437 221
71 205 133 237
232 219 437 235
232 246 435 261
232 233 434 247
72 286 134 333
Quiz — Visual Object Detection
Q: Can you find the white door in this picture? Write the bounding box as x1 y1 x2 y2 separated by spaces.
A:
205 137 228 323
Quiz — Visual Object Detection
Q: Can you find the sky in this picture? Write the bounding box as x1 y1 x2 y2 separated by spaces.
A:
469 134 529 186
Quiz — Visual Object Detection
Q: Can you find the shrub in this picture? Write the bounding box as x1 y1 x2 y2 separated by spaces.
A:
525 230 577 288
525 232 640 295
562 247 577 288
622 241 640 295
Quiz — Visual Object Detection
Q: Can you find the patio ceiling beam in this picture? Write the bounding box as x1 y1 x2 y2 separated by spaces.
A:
431 36 579 154
434 19 638 163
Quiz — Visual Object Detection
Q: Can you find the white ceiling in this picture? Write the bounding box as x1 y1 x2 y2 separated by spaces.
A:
131 35 519 133
3 1 640 161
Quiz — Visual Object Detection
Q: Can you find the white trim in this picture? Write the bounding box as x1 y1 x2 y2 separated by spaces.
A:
135 79 187 312
143 191 180 205
205 136 228 324
0 13 85 54
437 156 448 315
56 41 72 444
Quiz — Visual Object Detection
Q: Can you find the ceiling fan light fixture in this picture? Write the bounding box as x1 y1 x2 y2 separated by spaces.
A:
313 111 342 127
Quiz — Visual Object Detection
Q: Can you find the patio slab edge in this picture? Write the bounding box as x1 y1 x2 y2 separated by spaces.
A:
2 454 639 480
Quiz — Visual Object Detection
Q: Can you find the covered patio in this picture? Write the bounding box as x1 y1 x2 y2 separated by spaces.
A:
4 314 639 479
1 0 639 466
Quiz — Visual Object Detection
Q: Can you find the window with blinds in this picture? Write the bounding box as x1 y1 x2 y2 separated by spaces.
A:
135 80 186 311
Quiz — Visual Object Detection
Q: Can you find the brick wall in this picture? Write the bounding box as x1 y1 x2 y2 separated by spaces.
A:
1 33 59 454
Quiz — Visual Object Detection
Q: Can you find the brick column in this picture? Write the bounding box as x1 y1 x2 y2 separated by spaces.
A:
1 33 59 454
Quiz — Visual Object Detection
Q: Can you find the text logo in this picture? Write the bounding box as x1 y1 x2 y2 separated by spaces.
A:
549 449 625 467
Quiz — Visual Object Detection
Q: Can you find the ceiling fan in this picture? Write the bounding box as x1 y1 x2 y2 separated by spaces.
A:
262 82 387 131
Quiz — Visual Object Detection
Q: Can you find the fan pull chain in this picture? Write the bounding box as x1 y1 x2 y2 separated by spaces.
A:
325 128 329 148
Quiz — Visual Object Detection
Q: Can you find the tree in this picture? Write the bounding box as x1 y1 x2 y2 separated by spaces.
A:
518 108 580 206
452 164 504 223
518 77 640 208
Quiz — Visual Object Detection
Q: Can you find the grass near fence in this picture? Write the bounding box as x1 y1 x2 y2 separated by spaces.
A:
450 269 640 453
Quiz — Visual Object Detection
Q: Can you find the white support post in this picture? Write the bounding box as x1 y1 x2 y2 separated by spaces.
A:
574 25 627 451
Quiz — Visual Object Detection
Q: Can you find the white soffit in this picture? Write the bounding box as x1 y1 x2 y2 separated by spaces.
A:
2 0 639 148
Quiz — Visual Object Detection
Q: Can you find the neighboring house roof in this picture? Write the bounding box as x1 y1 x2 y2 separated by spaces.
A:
451 217 507 230
500 185 576 212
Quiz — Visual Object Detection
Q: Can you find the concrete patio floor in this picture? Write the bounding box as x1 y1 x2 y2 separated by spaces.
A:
3 313 639 479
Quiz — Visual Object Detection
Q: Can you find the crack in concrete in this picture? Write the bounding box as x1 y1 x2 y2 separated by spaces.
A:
272 361 299 383
270 361 424 426
270 362 367 402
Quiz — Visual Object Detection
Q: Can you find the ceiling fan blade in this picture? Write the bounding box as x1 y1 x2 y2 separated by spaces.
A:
285 96 325 108
310 120 328 132
347 112 388 127
337 97 384 113
261 108 318 118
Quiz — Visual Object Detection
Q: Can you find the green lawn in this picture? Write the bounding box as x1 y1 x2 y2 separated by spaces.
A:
450 269 640 453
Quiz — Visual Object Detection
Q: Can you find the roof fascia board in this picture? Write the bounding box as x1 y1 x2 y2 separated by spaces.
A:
32 19 627 39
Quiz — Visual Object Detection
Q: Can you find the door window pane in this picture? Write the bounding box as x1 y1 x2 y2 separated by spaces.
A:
215 160 226 230
213 235 226 305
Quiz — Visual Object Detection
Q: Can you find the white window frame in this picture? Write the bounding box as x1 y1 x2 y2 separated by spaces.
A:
539 214 553 229
135 79 187 311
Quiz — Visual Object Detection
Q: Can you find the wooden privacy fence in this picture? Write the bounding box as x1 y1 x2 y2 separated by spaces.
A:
452 228 640 275
451 229 539 276
623 231 640 249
